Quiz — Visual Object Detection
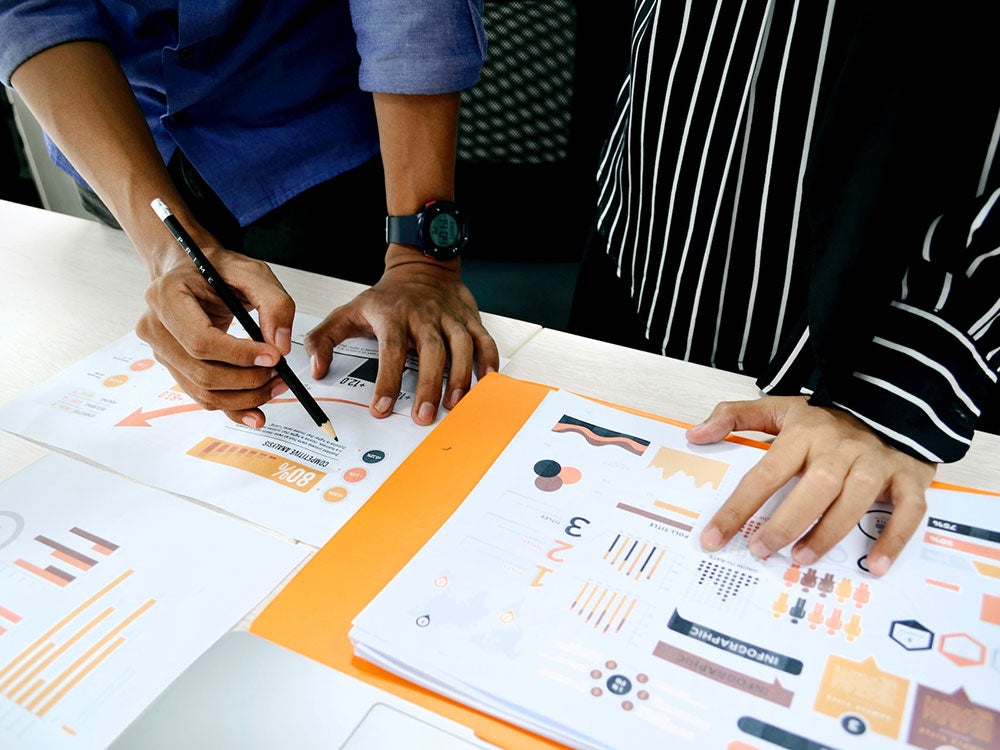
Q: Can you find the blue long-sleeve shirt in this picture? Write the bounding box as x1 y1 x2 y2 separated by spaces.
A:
0 0 486 224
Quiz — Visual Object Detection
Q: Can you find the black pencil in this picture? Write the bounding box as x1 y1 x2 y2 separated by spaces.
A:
151 198 338 440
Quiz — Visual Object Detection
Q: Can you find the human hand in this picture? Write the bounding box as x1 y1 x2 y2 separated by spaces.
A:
304 249 499 425
689 396 936 577
136 243 296 429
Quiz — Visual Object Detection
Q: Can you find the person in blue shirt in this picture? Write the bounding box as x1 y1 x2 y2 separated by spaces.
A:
0 0 499 429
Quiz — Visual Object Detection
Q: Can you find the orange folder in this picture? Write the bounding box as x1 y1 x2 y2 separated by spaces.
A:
250 372 994 748
251 373 576 748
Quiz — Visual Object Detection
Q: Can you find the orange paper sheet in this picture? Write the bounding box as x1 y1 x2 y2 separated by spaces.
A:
250 372 993 748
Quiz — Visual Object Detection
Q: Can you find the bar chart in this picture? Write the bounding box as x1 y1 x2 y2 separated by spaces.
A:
0 454 306 749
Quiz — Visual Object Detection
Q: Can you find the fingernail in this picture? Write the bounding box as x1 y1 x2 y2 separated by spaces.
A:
485 365 497 374
242 415 258 428
417 401 436 423
686 420 712 440
749 539 771 559
310 355 321 378
271 382 289 398
276 327 292 351
255 353 276 367
374 396 394 415
868 554 891 577
701 526 724 551
448 388 465 407
794 547 817 565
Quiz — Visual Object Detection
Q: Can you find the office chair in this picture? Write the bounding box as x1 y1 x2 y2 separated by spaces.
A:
456 0 631 329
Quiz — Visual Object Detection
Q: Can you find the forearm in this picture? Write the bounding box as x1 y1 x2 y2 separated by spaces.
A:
373 91 462 269
10 41 201 277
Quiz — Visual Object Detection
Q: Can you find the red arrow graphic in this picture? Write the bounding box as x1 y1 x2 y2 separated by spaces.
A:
116 397 368 426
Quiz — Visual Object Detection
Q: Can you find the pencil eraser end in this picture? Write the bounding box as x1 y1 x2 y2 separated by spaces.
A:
151 199 171 221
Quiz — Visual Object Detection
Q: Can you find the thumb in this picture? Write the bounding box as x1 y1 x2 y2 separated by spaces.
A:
686 398 787 444
303 305 371 379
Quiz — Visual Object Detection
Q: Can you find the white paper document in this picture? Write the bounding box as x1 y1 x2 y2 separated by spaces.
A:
0 454 307 749
351 389 1000 749
0 314 459 546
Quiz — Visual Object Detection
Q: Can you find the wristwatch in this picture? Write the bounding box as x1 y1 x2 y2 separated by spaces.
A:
385 199 470 261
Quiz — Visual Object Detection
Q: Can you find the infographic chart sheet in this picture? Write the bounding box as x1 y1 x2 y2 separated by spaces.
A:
0 454 306 749
0 314 451 546
351 389 1000 749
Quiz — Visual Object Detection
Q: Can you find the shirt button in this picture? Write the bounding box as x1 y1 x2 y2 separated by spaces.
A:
179 47 194 63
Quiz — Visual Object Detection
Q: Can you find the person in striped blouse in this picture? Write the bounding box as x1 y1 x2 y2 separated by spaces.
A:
568 2 999 575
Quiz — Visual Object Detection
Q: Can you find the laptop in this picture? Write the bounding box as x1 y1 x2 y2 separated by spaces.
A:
110 631 496 750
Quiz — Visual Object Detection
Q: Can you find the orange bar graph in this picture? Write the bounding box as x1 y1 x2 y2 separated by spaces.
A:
14 559 73 587
51 550 93 571
0 565 153 722
69 527 119 556
37 637 126 718
646 549 666 580
924 532 1000 561
626 543 648 577
34 599 155 716
610 537 631 567
587 589 607 622
9 607 114 703
187 437 326 492
36 535 98 569
0 570 133 688
595 593 617 629
653 500 701 519
577 584 598 616
604 596 626 634
616 599 637 633
0 606 20 624
0 643 54 695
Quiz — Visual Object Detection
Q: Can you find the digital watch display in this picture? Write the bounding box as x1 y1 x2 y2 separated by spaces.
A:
386 200 470 260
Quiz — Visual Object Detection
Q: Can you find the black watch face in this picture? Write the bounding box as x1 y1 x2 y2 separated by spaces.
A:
419 201 468 259
428 213 460 249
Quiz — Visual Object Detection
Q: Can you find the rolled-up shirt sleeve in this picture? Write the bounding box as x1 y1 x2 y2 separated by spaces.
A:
0 1 110 86
349 0 485 95
820 186 1000 463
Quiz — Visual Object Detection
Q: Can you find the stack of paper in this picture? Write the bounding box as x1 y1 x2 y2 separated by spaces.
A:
350 389 1000 749
0 316 447 547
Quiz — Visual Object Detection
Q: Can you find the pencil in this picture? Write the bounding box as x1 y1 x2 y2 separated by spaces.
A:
151 198 338 440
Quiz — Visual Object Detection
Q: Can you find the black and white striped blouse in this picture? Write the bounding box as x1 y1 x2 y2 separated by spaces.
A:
596 0 1000 462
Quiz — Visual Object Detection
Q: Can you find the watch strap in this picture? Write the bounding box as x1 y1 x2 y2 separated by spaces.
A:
385 214 420 247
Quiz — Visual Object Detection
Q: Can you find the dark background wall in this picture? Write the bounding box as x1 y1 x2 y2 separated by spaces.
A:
0 93 42 208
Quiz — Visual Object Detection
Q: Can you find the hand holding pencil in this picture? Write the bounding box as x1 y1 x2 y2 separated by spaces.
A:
141 199 337 439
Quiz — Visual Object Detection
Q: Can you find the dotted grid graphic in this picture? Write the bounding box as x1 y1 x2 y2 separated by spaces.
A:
689 560 760 607
458 0 576 164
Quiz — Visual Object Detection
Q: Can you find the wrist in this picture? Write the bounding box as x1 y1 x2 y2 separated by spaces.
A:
384 242 461 273
127 201 215 280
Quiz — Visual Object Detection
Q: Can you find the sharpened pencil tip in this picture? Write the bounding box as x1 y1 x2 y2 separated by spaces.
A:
320 421 338 441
